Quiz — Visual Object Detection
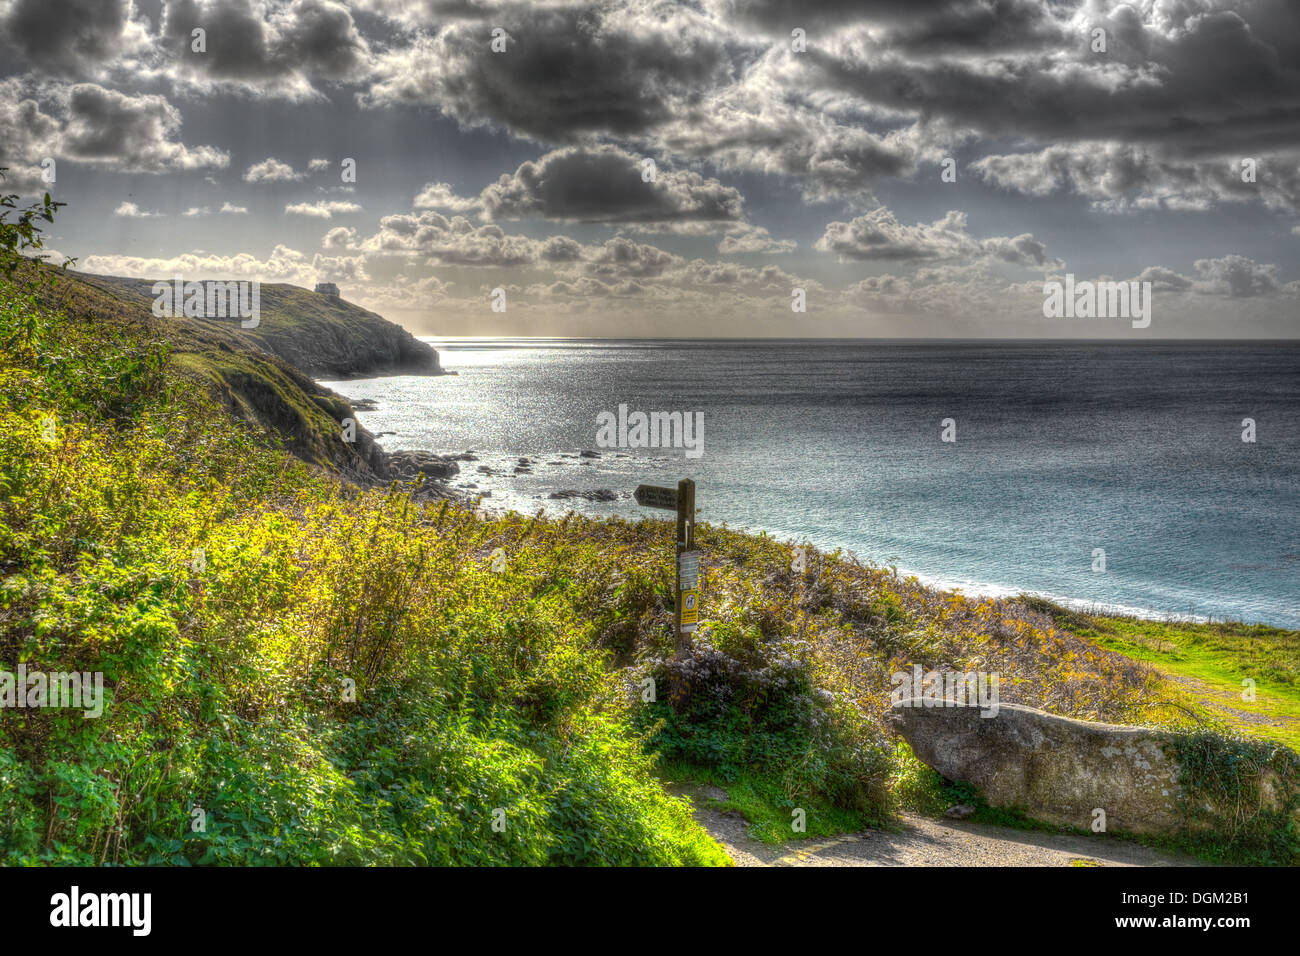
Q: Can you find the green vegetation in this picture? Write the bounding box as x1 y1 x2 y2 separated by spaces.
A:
0 275 725 865
74 272 439 379
1167 729 1300 864
31 269 385 481
0 170 72 283
1022 597 1300 751
0 203 1295 864
660 760 873 842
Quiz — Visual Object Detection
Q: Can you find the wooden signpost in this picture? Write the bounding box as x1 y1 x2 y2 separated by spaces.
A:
634 479 697 659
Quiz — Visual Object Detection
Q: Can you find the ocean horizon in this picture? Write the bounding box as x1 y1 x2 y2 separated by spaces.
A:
322 337 1300 630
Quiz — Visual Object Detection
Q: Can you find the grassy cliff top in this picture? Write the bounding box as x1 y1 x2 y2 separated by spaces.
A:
29 266 394 481
69 271 441 379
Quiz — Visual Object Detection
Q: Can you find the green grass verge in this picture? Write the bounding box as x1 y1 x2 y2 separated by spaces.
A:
1021 597 1300 751
658 759 876 845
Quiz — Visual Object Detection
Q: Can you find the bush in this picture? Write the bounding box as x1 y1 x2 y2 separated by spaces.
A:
634 624 894 833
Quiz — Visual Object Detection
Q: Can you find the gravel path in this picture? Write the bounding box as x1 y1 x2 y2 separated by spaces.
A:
668 783 1208 867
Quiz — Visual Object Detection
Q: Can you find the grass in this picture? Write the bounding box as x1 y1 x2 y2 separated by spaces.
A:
32 268 387 479
1021 597 1300 751
66 272 440 377
659 759 873 844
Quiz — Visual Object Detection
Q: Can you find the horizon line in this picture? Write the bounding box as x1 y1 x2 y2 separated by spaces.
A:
414 335 1300 344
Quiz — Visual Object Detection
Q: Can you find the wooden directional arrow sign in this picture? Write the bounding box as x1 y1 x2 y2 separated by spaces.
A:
634 484 678 510
635 478 697 658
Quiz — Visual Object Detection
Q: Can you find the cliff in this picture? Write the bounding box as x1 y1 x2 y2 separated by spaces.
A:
69 273 442 379
33 268 451 492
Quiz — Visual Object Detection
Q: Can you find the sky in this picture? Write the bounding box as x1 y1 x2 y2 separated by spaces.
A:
2 0 1298 338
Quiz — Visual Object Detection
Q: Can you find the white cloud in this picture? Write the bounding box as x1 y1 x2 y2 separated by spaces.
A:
718 224 795 255
113 201 159 217
1134 255 1283 298
816 207 1059 269
974 143 1300 215
76 244 369 285
243 157 302 183
285 200 363 218
413 182 480 213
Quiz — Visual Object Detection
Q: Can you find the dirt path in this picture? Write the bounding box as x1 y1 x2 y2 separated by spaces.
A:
668 783 1208 867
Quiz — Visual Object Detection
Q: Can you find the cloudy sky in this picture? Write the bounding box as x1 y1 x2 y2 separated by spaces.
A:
2 0 1298 337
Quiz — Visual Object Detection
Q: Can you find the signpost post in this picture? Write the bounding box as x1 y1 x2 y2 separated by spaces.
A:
634 479 697 659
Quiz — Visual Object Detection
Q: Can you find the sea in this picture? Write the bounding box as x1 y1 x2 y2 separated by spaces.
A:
320 339 1300 629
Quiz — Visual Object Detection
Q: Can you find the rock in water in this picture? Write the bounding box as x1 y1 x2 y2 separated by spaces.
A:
384 450 460 481
887 699 1185 835
547 489 618 501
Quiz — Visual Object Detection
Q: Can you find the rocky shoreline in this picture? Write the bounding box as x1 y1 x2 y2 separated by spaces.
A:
363 440 627 506
335 403 630 506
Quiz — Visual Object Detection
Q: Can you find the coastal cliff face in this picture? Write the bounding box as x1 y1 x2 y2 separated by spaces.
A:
37 269 448 491
70 273 442 379
244 284 442 379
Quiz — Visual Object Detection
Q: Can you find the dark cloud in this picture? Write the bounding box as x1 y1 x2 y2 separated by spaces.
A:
0 78 222 186
713 0 1064 53
874 0 1065 55
284 0 371 75
0 82 62 187
365 2 734 142
1 0 144 75
653 61 920 202
713 0 955 30
353 0 510 24
59 83 228 172
162 0 370 93
803 2 1300 157
478 145 744 228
